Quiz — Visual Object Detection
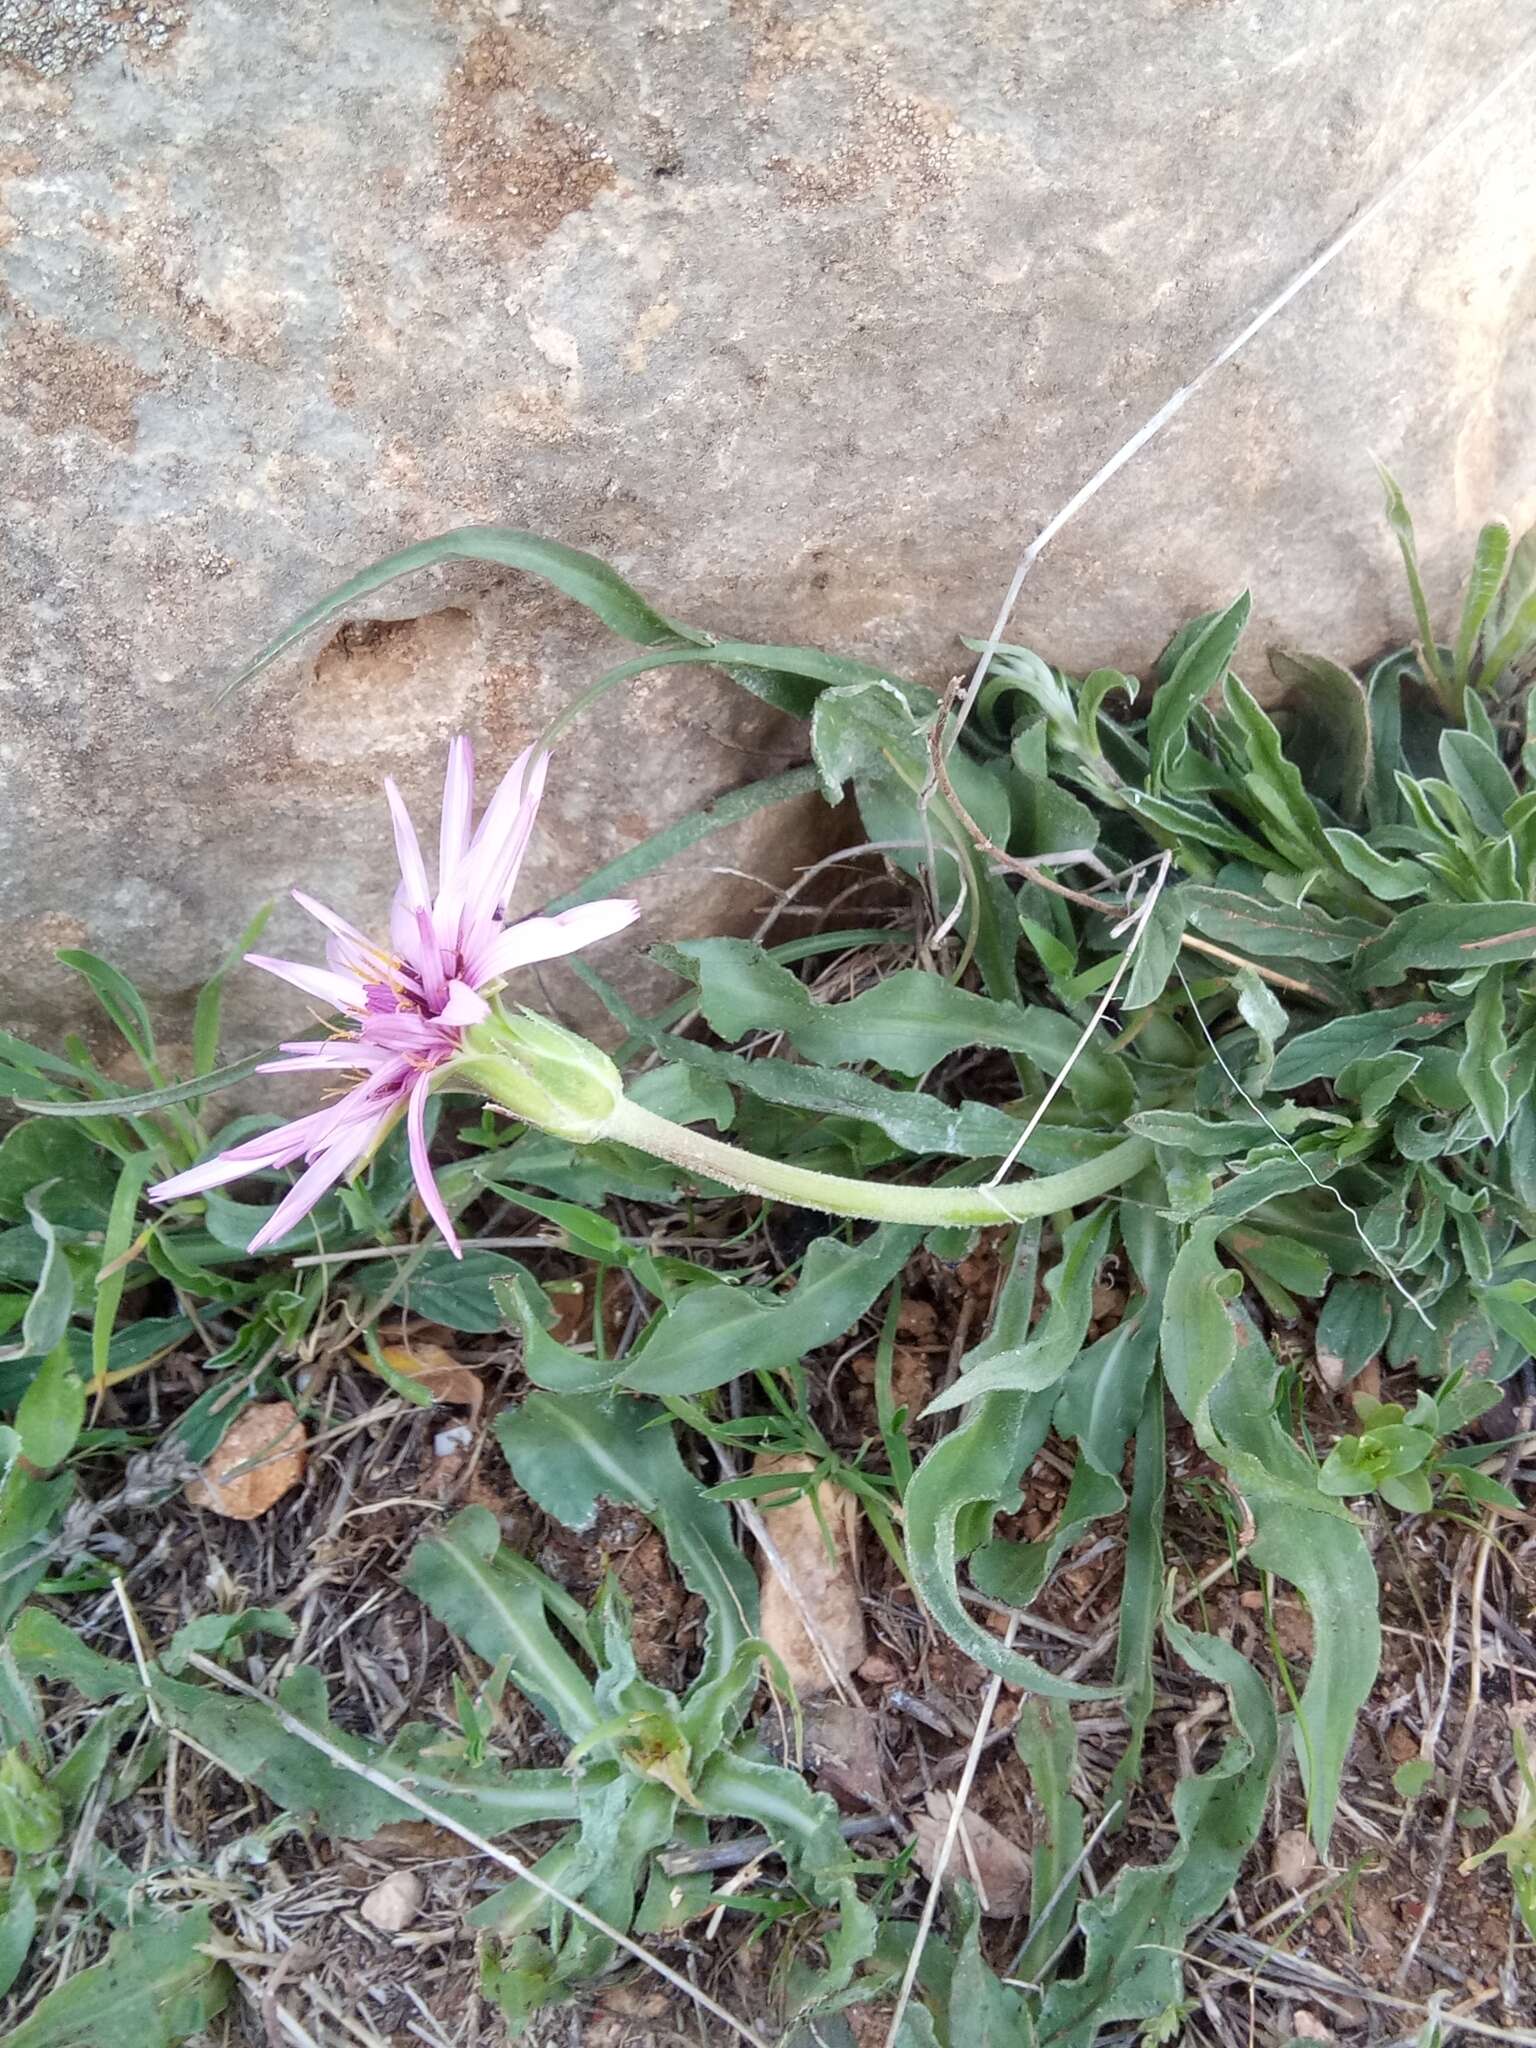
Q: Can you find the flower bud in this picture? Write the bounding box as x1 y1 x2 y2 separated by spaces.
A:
456 1009 623 1144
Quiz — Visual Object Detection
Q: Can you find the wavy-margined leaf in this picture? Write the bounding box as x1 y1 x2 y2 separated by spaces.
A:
696 1747 877 2002
1037 1611 1276 2045
1354 900 1536 985
1162 1226 1378 1850
1220 674 1333 867
1182 885 1371 962
904 1228 1116 1702
1107 1382 1167 1819
617 1226 922 1399
1267 1000 1461 1091
403 1508 600 1740
1146 593 1251 788
628 1023 1114 1169
0 1906 230 2048
1267 648 1372 824
495 1391 758 1681
9 1611 579 1840
662 938 1132 1115
1052 1302 1159 1480
1458 966 1512 1143
1012 1701 1086 1983
925 1206 1114 1414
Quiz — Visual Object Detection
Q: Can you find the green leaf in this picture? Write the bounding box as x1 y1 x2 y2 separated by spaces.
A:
619 1227 921 1398
1011 1701 1085 1981
55 951 157 1071
1221 674 1332 864
1355 902 1536 984
1053 1304 1159 1477
1108 1382 1167 1819
925 1206 1114 1413
631 1024 1099 1167
0 1121 116 1230
1453 520 1512 692
1162 1232 1378 1850
1182 886 1368 962
1439 729 1518 837
496 1392 758 1684
1268 1001 1460 1090
13 1189 73 1364
0 1906 230 2048
0 1746 61 1854
903 1229 1115 1702
1323 826 1430 901
1316 1279 1392 1382
1393 1757 1435 1799
662 939 1133 1114
1266 649 1372 823
160 1608 297 1676
91 1152 156 1390
192 903 274 1077
1147 595 1251 787
370 1248 542 1333
403 1508 601 1740
14 1343 84 1470
545 766 823 917
8 1608 135 1702
1377 465 1449 689
221 526 692 706
1038 1608 1276 2044
1458 966 1511 1143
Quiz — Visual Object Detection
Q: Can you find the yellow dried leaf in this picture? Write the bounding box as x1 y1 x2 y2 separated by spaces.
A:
186 1401 307 1520
364 1341 483 1417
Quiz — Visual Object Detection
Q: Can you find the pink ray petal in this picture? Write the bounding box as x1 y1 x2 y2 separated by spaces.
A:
463 747 547 927
389 879 418 965
439 978 490 1028
407 1072 460 1258
437 735 474 896
148 1100 348 1201
246 953 367 1013
385 777 432 911
248 1117 382 1253
414 905 448 1008
474 900 641 981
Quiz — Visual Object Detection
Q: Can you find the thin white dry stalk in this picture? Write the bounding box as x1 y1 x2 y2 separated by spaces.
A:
942 29 1536 754
884 863 1175 2043
1393 1522 1496 1987
882 1616 1019 2047
1172 960 1433 1328
179 1652 768 2048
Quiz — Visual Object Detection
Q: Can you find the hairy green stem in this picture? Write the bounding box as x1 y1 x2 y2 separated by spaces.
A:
598 1098 1153 1225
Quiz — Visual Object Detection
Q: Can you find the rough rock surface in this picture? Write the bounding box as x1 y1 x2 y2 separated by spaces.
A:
2 0 1533 1051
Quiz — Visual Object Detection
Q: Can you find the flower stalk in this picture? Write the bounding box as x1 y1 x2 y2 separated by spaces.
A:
460 1027 1153 1224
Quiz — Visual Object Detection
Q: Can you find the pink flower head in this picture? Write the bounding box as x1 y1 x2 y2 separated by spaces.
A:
150 740 638 1258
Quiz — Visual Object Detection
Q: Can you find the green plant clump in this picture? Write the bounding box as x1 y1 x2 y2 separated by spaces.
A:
2 476 1534 2042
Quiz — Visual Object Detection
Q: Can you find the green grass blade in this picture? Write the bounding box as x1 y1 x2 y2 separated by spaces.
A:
217 526 696 705
1453 520 1511 694
1377 463 1451 691
192 903 273 1078
91 1152 156 1391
